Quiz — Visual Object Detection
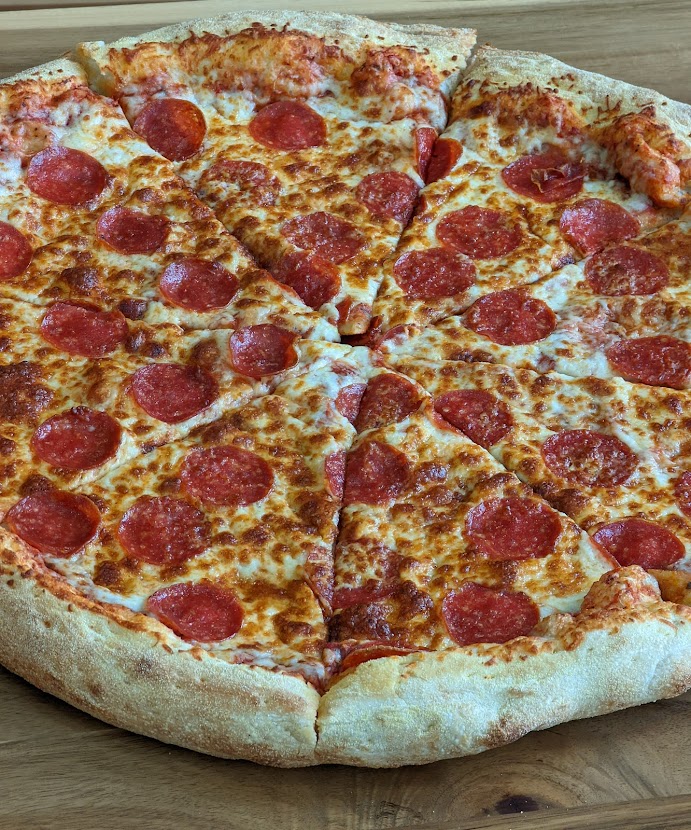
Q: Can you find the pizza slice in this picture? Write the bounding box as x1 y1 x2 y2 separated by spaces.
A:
75 11 476 334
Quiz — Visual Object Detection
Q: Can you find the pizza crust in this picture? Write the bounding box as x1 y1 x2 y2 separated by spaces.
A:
0 57 86 86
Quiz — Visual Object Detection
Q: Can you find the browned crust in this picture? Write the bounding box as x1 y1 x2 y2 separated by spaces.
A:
0 57 86 86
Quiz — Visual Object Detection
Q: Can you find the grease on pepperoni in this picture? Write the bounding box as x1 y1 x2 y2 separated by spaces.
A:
6 490 100 556
146 581 243 642
97 207 169 255
0 222 32 280
465 496 562 560
118 496 210 565
356 172 419 224
134 98 206 161
31 407 121 471
433 390 513 448
273 251 340 309
442 582 540 646
426 137 462 184
592 518 684 569
182 446 273 507
130 363 218 423
393 248 476 299
343 440 410 505
229 324 298 379
502 149 585 203
281 212 365 263
437 206 523 260
27 147 109 205
354 373 421 432
40 302 128 358
465 289 556 345
325 450 346 500
204 160 281 206
585 245 669 296
415 126 436 179
605 336 691 389
335 383 366 424
542 429 638 488
159 258 238 311
559 199 640 254
249 101 326 151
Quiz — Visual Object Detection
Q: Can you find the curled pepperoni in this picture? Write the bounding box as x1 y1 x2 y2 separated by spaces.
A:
335 383 366 423
31 407 121 471
465 289 556 346
146 581 243 642
273 251 340 309
426 137 462 184
433 390 513 448
325 450 346 500
6 490 100 556
559 199 640 254
605 336 691 389
182 446 273 507
340 644 417 671
354 373 421 432
465 496 562 560
502 149 585 203
585 245 669 296
134 98 206 161
159 258 238 311
96 207 169 255
442 582 540 646
118 496 210 565
229 324 298 379
281 212 365 263
437 207 523 260
415 126 437 179
542 429 638 488
249 101 326 151
0 222 32 280
356 172 419 224
27 147 109 205
674 472 691 517
204 160 281 206
592 518 684 569
40 302 128 358
393 248 476 299
343 440 410 505
130 364 218 423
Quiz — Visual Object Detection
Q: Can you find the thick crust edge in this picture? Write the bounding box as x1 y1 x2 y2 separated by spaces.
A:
0 57 86 87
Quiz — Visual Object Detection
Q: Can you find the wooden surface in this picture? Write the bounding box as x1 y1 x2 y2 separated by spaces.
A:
1 2 690 828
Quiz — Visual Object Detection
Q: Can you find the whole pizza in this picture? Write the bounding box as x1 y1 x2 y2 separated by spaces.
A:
0 10 690 767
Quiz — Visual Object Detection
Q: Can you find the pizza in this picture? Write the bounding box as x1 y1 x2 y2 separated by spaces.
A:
0 11 690 769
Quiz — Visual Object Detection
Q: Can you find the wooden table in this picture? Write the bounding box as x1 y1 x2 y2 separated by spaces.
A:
0 2 689 828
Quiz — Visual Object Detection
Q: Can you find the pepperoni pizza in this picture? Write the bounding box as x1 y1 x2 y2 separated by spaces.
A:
0 12 691 769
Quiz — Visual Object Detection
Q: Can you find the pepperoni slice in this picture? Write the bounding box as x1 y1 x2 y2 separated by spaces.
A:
559 199 640 254
325 450 346 500
340 644 417 671
27 147 109 206
465 289 556 346
605 336 691 389
281 212 365 264
6 490 100 556
229 324 298 379
415 126 437 179
130 364 218 423
674 472 691 517
354 373 421 432
159 258 238 311
118 496 210 565
356 172 419 224
442 582 540 646
592 519 684 569
40 302 128 358
437 207 523 259
273 251 340 309
585 245 669 296
433 390 513 449
31 407 121 471
0 221 32 280
249 101 326 151
343 440 410 505
335 383 366 423
332 547 400 609
133 98 206 161
542 429 638 488
426 137 462 184
502 149 585 203
465 496 562 560
182 446 273 507
146 581 243 642
393 248 476 299
204 160 281 206
96 207 169 255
